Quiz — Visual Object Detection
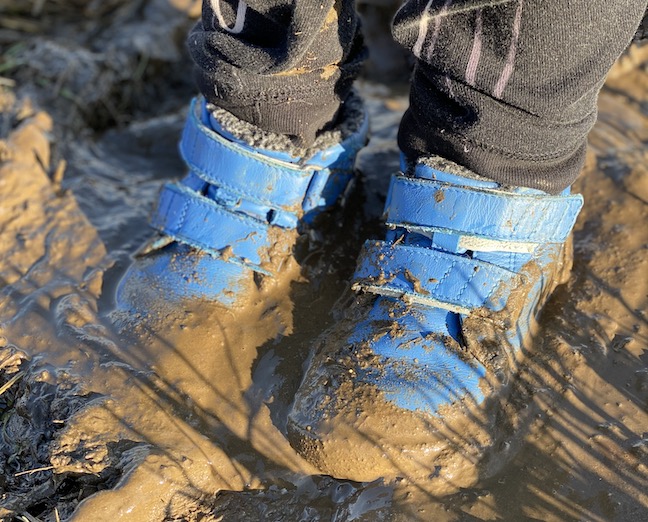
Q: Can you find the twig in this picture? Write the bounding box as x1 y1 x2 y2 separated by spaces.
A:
0 16 41 33
14 465 54 477
52 159 66 189
0 370 23 397
17 513 42 522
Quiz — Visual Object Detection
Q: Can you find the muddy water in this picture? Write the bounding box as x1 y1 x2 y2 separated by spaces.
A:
1 5 647 521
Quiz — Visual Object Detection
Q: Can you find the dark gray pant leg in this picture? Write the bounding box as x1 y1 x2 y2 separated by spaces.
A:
188 0 365 145
392 0 648 192
189 1 646 191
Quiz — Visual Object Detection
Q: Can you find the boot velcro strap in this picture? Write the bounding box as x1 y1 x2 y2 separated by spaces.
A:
179 98 360 225
353 240 522 313
385 175 583 245
151 182 273 273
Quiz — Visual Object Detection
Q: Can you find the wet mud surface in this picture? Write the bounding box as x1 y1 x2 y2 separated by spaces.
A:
1 2 647 521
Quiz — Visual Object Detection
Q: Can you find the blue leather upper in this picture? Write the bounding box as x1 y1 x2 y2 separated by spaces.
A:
116 97 368 310
286 157 587 484
149 98 368 272
176 98 368 229
326 161 583 414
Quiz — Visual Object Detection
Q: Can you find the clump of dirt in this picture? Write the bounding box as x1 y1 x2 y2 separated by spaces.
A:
0 345 135 521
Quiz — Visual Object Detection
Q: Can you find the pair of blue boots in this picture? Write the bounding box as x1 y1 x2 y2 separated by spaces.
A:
117 97 583 486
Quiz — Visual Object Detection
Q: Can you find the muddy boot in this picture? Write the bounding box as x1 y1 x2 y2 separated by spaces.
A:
115 96 368 321
287 156 583 492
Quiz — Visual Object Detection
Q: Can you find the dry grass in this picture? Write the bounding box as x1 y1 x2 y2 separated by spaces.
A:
0 370 23 397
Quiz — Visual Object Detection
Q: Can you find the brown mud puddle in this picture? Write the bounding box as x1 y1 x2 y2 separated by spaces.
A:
1 3 647 521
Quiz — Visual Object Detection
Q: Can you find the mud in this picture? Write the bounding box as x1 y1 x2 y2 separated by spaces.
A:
0 2 647 521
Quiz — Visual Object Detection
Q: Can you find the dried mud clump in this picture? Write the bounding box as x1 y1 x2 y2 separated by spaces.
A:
0 348 81 519
0 345 148 521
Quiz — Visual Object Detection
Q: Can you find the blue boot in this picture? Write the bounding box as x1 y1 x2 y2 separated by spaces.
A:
287 157 583 490
115 97 368 319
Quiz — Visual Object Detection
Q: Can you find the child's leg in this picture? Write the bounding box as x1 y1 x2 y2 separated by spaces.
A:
188 0 366 144
393 0 647 192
